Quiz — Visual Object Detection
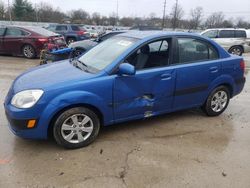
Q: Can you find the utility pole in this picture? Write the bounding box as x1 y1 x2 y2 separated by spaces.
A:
8 0 12 24
162 0 167 29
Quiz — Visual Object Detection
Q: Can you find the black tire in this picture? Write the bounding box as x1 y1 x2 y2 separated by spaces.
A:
53 107 100 149
66 37 76 45
202 86 230 117
228 46 243 56
71 48 85 58
22 44 36 59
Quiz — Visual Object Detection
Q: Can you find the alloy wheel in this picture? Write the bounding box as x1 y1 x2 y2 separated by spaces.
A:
61 114 94 144
211 90 228 113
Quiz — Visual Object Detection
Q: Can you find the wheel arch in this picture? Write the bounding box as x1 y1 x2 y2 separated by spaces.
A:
47 103 104 139
21 43 37 56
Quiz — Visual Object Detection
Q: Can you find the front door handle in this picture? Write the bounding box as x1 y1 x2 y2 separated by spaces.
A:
209 66 218 73
161 73 172 80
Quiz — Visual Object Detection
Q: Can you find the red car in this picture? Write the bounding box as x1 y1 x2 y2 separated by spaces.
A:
0 25 66 58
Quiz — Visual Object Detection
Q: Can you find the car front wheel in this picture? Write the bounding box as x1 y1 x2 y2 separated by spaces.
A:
53 107 100 149
203 86 230 116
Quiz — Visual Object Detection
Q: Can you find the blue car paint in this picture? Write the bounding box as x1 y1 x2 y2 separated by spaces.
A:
4 31 245 140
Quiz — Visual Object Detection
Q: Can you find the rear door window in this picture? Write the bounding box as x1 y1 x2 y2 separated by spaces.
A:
219 30 235 38
71 25 81 31
235 30 246 38
176 38 219 64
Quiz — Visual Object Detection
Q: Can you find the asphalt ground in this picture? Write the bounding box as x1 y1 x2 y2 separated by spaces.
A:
0 54 250 188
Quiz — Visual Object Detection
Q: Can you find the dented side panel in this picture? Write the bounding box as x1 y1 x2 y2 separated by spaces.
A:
113 67 176 122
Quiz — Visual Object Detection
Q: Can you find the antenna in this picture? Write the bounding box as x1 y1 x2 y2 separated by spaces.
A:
116 0 119 26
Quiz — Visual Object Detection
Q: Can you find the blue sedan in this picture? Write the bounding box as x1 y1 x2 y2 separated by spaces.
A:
4 31 246 149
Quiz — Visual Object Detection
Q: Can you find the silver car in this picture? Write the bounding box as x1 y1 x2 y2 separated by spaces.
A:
201 28 250 56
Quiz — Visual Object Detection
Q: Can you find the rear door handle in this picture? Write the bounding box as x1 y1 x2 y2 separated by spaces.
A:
161 73 172 80
210 66 218 73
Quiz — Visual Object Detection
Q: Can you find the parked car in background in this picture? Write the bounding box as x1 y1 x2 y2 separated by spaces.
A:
130 26 162 31
201 28 250 56
46 24 90 44
0 25 66 58
4 31 245 149
68 31 127 56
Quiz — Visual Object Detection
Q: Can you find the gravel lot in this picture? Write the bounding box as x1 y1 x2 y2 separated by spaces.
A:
0 54 250 188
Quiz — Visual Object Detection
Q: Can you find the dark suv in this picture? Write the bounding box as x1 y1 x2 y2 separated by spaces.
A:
47 24 90 44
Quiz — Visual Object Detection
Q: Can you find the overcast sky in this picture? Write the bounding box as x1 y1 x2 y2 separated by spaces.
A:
32 0 250 21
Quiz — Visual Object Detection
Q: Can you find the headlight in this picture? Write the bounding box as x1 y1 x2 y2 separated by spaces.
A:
11 90 44 109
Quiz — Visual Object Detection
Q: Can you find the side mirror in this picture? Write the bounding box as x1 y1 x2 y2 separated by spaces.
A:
118 63 136 76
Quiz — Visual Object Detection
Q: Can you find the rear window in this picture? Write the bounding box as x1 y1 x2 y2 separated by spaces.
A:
71 25 81 31
219 30 235 38
235 30 246 38
25 27 58 36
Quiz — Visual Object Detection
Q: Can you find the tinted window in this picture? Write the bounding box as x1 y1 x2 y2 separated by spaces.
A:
0 27 5 36
235 30 246 38
71 25 81 31
219 30 235 38
56 25 68 31
177 38 218 64
202 30 218 38
5 28 29 36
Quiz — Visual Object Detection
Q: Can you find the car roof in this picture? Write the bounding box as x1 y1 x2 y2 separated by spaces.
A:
205 28 248 31
117 30 200 40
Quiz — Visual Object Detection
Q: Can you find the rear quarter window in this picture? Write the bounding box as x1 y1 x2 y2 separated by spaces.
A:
235 30 246 38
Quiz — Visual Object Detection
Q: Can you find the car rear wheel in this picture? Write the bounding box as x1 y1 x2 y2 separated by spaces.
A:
228 46 243 56
53 107 100 149
202 86 230 116
22 44 36 59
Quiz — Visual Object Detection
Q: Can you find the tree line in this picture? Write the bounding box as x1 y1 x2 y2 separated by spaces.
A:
0 0 249 29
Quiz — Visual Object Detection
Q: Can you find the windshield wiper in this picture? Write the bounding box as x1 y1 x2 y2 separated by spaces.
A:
72 59 91 73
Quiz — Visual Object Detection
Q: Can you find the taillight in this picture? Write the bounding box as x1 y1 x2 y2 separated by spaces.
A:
77 31 85 35
37 38 48 42
240 60 245 73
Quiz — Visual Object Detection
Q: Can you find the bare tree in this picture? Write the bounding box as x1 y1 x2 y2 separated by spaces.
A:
189 7 203 30
236 17 250 28
37 2 65 23
108 12 117 26
92 12 101 25
70 9 89 24
0 0 5 20
205 12 225 28
170 0 184 30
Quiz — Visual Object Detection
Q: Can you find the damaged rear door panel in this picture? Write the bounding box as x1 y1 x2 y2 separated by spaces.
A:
113 67 176 122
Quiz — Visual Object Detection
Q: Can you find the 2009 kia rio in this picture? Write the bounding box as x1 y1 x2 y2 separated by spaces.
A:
4 31 246 149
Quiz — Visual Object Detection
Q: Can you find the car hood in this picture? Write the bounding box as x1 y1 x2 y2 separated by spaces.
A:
12 60 95 93
69 40 98 50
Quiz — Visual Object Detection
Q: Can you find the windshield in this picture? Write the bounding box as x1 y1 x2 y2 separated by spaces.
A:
78 36 137 71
